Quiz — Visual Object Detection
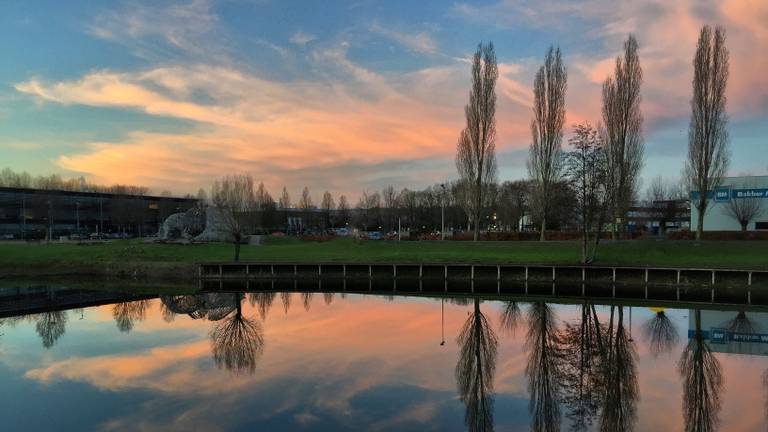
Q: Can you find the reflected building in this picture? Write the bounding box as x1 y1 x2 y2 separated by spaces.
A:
688 310 768 356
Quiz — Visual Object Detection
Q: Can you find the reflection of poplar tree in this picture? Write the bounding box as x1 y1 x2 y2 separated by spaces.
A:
642 310 678 357
210 296 264 375
281 292 292 314
559 302 604 431
456 298 498 432
302 292 313 311
35 311 68 349
499 301 521 335
112 300 151 333
525 302 562 432
678 309 722 432
599 306 638 432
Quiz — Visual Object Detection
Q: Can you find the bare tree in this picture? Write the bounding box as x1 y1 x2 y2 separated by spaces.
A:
646 176 687 235
565 122 608 263
602 35 644 240
299 186 314 209
456 42 498 241
278 186 291 209
321 191 335 228
528 46 567 241
381 185 397 231
686 25 730 240
211 174 257 261
337 195 350 226
725 186 763 231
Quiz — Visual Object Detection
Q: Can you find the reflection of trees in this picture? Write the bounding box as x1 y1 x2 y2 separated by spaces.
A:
499 301 521 335
678 309 722 432
599 306 638 432
35 311 68 349
456 298 498 432
210 295 264 375
112 300 151 333
642 309 678 357
725 310 754 334
525 302 562 432
302 293 313 311
559 302 604 431
281 292 292 314
249 292 277 321
323 292 335 305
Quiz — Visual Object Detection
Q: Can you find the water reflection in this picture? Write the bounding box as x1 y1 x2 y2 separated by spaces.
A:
599 306 639 432
210 293 264 375
456 298 497 432
2 283 768 431
35 310 67 348
679 309 723 432
642 309 678 357
525 302 561 432
560 302 603 431
112 299 151 332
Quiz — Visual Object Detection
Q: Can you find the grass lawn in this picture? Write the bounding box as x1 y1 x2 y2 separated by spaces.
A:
0 237 765 270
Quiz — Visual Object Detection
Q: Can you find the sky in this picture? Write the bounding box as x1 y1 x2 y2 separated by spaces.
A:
0 0 767 200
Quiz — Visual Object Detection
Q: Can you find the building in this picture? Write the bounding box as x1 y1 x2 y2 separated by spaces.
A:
691 175 768 231
0 186 197 239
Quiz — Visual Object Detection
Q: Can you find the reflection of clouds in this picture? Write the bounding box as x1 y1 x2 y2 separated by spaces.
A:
12 297 768 430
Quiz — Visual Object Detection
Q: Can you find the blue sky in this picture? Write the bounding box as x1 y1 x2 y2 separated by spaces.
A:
0 0 766 199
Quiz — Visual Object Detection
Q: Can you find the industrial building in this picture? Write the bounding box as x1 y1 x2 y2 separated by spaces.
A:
691 175 768 231
0 186 197 240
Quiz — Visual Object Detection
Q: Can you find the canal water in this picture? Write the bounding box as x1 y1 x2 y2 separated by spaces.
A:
1 283 767 431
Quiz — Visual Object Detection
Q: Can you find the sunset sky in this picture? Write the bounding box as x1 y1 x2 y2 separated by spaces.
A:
1 0 766 199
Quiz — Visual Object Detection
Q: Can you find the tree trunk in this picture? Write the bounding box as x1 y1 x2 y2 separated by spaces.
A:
696 208 705 241
473 210 480 241
234 237 241 262
540 216 546 241
741 222 747 232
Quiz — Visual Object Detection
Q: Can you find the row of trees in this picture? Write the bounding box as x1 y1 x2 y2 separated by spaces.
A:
458 299 734 432
455 25 731 259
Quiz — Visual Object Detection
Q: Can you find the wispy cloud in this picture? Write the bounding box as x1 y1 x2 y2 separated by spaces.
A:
289 31 316 46
369 21 438 54
87 0 222 60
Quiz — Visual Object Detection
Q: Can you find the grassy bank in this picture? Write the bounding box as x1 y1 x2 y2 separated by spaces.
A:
0 237 766 280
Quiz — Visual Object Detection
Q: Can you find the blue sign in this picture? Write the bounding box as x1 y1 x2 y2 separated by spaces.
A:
691 187 768 201
689 328 768 344
714 187 730 202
